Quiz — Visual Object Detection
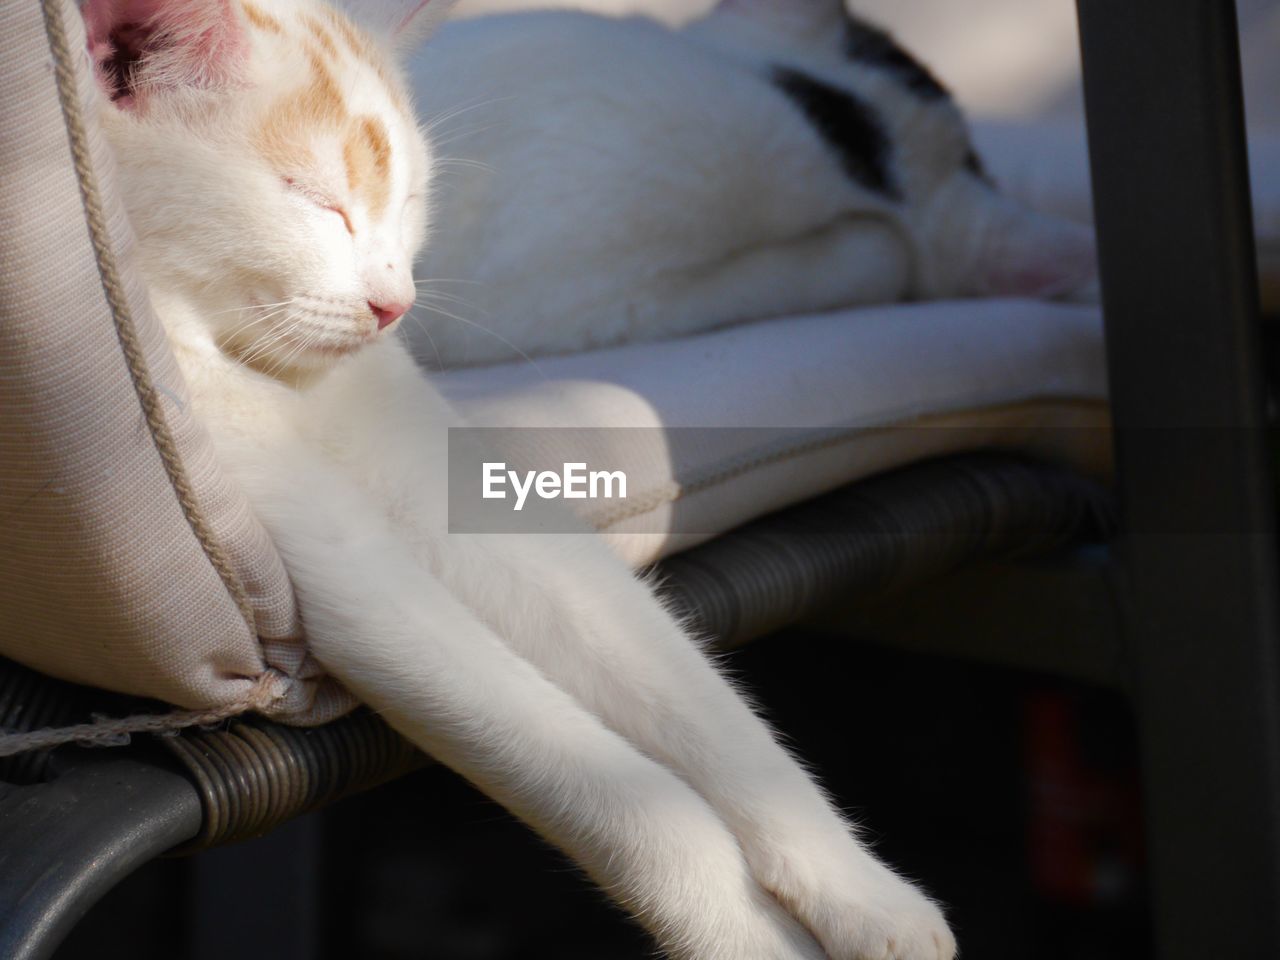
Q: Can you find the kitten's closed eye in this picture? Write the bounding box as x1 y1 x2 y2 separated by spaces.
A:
283 176 354 234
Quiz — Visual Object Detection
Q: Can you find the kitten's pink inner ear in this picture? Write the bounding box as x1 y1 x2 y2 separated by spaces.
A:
82 0 247 108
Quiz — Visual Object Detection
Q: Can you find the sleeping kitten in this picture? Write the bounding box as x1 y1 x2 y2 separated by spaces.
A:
86 0 955 957
406 0 1098 367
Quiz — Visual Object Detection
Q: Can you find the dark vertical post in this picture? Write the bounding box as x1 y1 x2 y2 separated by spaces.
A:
1076 1 1280 956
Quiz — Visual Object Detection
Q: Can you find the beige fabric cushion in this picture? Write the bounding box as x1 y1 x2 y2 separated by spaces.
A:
0 0 352 723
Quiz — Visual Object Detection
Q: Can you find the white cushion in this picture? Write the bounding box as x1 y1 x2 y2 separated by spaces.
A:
440 299 1109 567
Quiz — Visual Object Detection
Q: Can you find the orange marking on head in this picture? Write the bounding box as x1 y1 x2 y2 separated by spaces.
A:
363 115 392 177
256 106 317 173
250 11 405 213
255 51 347 172
241 0 283 34
325 7 374 61
343 115 392 218
302 14 339 58
322 6 412 116
303 50 345 122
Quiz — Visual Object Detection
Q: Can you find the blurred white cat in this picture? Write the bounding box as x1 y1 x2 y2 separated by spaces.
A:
409 0 1097 366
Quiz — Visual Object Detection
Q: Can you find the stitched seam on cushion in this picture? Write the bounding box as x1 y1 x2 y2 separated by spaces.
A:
40 0 257 630
587 397 1108 530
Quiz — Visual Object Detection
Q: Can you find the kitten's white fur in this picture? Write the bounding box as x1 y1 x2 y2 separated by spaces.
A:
408 0 1097 366
88 0 960 956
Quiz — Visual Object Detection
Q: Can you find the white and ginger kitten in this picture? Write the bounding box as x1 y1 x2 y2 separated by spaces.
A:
86 0 957 957
409 0 1098 367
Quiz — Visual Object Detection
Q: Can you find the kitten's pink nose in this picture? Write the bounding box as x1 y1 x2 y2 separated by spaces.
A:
369 300 409 330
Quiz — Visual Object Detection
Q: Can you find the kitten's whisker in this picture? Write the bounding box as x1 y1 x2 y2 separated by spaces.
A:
224 306 292 339
280 327 325 374
235 308 299 350
412 301 548 380
428 123 505 152
434 156 496 174
208 298 297 318
415 289 486 315
272 344 309 380
249 323 308 367
419 96 514 136
264 324 313 379
238 312 308 367
219 302 306 349
403 312 445 372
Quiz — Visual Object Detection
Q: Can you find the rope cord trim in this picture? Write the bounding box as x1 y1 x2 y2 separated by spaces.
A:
0 672 288 758
40 0 257 629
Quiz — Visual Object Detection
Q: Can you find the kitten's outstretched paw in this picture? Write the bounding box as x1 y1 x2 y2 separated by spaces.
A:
753 848 955 960
731 885 832 960
804 864 956 960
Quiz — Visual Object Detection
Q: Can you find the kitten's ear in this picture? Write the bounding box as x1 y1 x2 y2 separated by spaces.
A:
339 0 461 53
83 0 247 109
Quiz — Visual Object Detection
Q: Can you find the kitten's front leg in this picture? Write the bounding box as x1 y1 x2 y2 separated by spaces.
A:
419 532 956 960
289 537 826 960
313 344 953 958
225 438 824 960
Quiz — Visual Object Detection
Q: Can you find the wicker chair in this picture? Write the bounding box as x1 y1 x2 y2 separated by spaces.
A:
2 2 1277 960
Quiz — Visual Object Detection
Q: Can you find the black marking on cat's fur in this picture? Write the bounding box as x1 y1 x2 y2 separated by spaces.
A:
843 18 950 102
963 148 994 185
771 67 901 200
